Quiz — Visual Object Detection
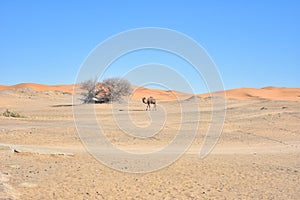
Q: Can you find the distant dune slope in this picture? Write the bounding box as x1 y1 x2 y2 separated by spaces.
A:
130 86 190 101
0 83 299 101
0 83 75 93
199 87 300 102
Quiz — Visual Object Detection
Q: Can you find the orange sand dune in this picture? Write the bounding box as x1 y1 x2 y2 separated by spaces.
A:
130 86 191 101
0 83 75 93
200 87 300 102
1 83 299 101
0 85 9 90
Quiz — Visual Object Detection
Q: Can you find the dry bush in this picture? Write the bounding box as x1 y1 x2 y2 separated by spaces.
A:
80 78 132 104
2 109 24 118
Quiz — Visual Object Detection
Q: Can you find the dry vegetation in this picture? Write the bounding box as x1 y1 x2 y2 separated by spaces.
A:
1 109 24 118
80 78 132 103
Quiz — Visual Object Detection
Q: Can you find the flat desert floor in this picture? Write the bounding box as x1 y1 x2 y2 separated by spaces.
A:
0 88 299 199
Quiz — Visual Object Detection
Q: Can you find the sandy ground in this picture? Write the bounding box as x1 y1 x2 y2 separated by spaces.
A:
0 87 300 199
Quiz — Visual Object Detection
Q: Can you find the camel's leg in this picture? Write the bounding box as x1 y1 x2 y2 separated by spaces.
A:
151 103 156 111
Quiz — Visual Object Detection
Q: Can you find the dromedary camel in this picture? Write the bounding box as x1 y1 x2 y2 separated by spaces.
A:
142 96 156 111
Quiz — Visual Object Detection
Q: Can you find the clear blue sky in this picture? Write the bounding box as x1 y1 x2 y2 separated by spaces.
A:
1 0 299 93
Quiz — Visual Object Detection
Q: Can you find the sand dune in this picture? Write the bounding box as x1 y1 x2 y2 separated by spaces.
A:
0 83 191 101
130 86 191 100
0 89 299 199
0 85 9 90
199 87 300 102
0 83 299 101
0 83 75 93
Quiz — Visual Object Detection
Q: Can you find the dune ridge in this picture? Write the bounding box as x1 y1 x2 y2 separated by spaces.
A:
0 83 299 101
130 86 190 100
0 83 75 93
199 87 300 102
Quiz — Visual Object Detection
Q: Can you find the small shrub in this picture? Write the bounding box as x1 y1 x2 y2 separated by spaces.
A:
2 109 24 118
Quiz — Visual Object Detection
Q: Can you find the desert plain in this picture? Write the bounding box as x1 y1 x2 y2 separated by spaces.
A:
0 84 299 199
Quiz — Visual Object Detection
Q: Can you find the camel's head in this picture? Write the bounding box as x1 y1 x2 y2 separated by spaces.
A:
142 97 147 104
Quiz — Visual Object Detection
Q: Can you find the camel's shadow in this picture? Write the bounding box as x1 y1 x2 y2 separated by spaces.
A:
51 104 77 107
119 109 146 112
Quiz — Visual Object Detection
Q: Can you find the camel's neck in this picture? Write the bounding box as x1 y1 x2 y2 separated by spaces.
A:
142 98 147 104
